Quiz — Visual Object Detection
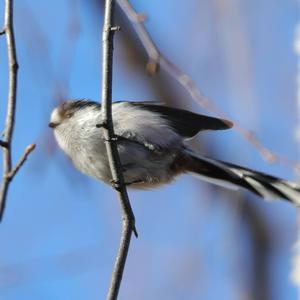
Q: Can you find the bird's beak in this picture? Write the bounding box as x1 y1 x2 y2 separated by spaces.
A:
48 122 58 128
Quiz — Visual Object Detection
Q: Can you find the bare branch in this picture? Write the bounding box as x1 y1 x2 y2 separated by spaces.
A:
116 0 290 166
6 144 36 180
0 0 35 221
101 0 136 299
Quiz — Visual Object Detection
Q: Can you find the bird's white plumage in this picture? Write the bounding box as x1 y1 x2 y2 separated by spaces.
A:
51 101 182 187
49 100 300 205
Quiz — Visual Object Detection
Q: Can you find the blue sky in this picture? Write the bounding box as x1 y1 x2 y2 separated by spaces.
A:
0 0 299 299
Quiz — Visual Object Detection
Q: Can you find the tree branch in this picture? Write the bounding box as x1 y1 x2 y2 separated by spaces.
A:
6 144 36 180
0 0 35 221
101 1 137 299
116 0 300 168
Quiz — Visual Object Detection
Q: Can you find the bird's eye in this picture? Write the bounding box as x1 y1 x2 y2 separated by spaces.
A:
65 113 73 118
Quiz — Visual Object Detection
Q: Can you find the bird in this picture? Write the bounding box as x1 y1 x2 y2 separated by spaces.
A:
49 99 300 205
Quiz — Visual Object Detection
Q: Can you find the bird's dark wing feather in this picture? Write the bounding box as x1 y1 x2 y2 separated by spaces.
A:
129 102 233 138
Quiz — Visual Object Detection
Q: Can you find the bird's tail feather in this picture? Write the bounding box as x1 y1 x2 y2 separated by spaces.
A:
184 152 300 205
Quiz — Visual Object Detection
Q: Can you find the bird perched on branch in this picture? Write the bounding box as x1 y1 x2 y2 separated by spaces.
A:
49 99 300 205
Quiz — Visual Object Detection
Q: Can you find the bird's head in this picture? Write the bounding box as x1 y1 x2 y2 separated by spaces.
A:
49 100 99 129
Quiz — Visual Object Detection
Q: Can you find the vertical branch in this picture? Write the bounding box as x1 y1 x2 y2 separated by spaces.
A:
0 0 35 221
101 0 137 299
0 0 18 220
240 198 271 300
291 19 300 294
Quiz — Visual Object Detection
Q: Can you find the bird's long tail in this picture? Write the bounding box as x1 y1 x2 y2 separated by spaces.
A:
183 151 300 205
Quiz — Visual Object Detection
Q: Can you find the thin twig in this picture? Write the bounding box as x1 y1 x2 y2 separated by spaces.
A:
117 0 293 167
6 144 36 179
0 0 35 221
101 0 137 299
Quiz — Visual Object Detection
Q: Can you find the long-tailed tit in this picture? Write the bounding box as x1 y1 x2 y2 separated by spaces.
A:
49 100 300 205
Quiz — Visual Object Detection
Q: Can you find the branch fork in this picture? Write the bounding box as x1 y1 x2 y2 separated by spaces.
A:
4 144 36 180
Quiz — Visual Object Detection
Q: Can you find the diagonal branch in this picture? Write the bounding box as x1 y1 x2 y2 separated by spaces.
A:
101 1 137 299
6 144 36 180
0 0 35 221
117 0 297 168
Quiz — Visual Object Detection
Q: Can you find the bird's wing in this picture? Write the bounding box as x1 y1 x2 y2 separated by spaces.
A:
129 102 233 138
